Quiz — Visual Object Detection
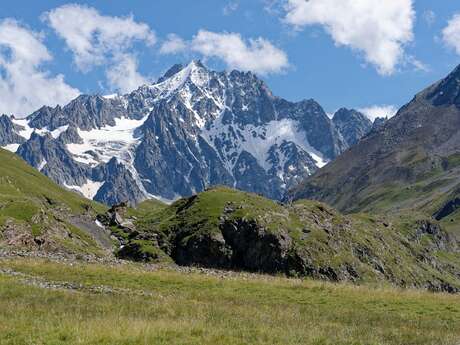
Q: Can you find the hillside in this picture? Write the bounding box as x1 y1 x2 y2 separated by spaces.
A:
101 186 460 292
1 145 459 292
288 64 460 228
0 148 109 256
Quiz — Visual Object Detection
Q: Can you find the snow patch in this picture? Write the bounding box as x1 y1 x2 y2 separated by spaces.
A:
2 144 20 152
50 125 69 139
202 117 328 172
66 116 148 166
102 94 119 100
12 118 34 139
64 179 104 199
66 116 152 199
11 119 68 140
38 159 47 171
95 220 105 228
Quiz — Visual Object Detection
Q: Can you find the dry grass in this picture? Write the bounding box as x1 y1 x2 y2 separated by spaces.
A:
0 258 459 345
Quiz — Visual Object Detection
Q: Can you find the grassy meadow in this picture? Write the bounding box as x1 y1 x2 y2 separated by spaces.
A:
0 258 459 345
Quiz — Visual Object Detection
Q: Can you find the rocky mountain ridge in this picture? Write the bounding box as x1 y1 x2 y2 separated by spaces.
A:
288 63 460 233
0 61 374 205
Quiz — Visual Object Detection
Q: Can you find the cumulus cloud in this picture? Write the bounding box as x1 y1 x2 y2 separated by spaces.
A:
0 19 79 117
160 30 288 75
191 30 289 74
358 105 398 121
43 4 155 92
442 14 460 56
160 34 188 55
284 0 415 75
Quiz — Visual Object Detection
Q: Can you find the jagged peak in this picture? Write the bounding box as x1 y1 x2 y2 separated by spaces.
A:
156 60 208 83
157 63 185 83
332 108 368 122
147 60 214 98
426 64 460 107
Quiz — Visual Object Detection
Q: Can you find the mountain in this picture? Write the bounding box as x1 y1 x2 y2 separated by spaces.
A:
0 148 110 256
1 140 459 291
332 108 372 147
98 186 460 292
288 64 460 229
0 61 372 205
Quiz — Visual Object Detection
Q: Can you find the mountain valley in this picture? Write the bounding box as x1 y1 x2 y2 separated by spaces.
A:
1 62 460 293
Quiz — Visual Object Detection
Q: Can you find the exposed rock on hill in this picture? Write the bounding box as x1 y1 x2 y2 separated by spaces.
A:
101 187 460 292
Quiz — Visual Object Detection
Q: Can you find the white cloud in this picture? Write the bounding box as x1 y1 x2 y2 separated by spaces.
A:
263 0 284 16
190 30 289 74
284 0 415 75
160 30 289 75
442 14 460 56
43 4 155 92
423 10 436 27
106 54 148 94
223 1 239 16
358 105 398 121
160 34 188 55
0 19 79 117
405 55 429 72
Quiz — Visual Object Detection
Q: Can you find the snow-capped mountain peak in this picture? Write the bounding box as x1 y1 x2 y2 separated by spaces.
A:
0 62 372 205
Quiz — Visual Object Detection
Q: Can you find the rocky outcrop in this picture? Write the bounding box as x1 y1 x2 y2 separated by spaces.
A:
101 187 460 292
371 117 387 132
28 95 130 131
434 197 460 221
17 132 89 186
93 158 145 206
0 115 25 146
58 125 83 144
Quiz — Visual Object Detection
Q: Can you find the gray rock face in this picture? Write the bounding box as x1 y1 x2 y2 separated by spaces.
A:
371 117 387 132
28 95 130 131
58 125 83 144
332 108 372 147
276 99 347 158
93 158 145 206
0 115 25 146
2 61 371 205
427 65 460 107
17 132 88 186
288 63 460 213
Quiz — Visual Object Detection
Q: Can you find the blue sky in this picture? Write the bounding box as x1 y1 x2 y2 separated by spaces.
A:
1 0 460 119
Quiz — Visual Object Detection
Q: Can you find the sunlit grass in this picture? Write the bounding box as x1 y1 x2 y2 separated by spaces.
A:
1 258 459 345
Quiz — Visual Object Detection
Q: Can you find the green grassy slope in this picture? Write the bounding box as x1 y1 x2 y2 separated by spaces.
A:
0 149 108 255
113 186 460 291
1 258 459 345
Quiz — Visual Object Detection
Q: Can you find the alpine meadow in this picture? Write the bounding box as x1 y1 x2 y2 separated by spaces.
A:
1 1 460 344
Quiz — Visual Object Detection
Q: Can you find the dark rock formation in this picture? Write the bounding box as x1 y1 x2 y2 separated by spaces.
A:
0 115 25 146
332 108 372 147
